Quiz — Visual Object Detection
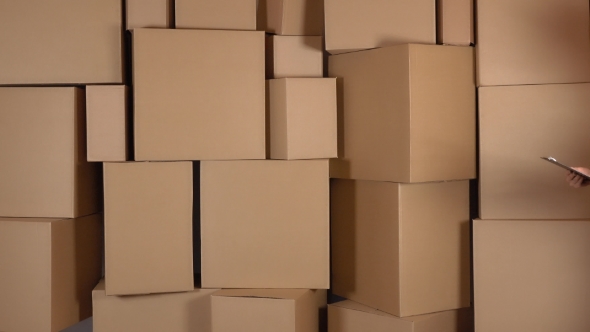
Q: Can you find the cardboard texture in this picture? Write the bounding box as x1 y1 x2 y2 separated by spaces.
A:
258 0 325 35
104 162 193 295
212 289 327 332
0 87 100 218
269 78 338 160
201 160 330 289
0 0 122 84
328 300 474 332
266 35 324 79
126 0 173 29
437 0 474 46
86 85 129 162
479 84 590 219
329 44 476 183
474 219 590 332
0 215 103 332
133 28 266 161
331 179 471 317
476 0 590 86
93 280 218 332
324 0 436 54
176 0 256 30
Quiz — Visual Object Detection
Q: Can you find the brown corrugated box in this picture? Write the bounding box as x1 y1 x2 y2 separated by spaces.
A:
0 87 100 218
474 219 590 332
328 300 473 332
93 280 218 332
104 162 193 295
176 0 256 30
212 289 327 332
329 44 476 183
126 0 173 29
133 28 266 161
258 0 324 36
0 215 103 332
269 78 337 160
476 0 590 86
479 84 590 219
201 160 330 289
331 179 471 317
266 35 324 79
324 0 435 54
437 0 474 46
0 0 123 84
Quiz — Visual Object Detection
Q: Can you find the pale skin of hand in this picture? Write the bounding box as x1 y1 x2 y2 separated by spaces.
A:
566 167 590 188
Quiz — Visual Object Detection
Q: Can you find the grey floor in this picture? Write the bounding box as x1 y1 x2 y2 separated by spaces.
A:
60 318 92 332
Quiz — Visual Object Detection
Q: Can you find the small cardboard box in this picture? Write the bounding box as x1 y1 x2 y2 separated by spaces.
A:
258 0 324 35
212 289 327 332
329 44 476 183
126 0 173 29
176 0 256 30
331 179 471 317
269 78 337 160
437 0 474 46
201 160 330 289
104 162 194 296
266 35 324 79
0 215 103 332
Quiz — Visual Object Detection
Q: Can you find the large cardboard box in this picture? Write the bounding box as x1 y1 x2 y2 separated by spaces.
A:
126 0 173 29
201 160 330 289
474 219 590 332
0 87 100 218
133 28 265 161
437 0 474 46
328 300 473 332
324 0 436 54
212 289 327 332
104 162 193 295
0 0 123 84
176 0 256 30
258 0 324 36
479 84 590 219
331 179 471 317
329 44 476 183
269 78 337 160
93 280 218 332
476 0 590 86
0 215 103 332
267 35 324 79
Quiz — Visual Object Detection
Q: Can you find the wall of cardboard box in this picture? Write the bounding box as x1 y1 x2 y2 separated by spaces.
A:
0 0 589 331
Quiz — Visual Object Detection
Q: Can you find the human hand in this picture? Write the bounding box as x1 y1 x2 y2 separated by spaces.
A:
566 167 590 188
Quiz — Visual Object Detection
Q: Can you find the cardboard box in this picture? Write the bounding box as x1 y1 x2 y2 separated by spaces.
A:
329 44 476 183
324 0 435 54
126 0 173 29
266 35 324 79
0 87 101 218
437 0 474 46
93 280 218 332
201 160 330 289
258 0 325 35
328 300 473 332
0 0 122 84
176 0 256 30
474 219 590 332
133 28 266 161
86 85 129 162
212 289 327 332
104 162 193 295
331 179 471 317
479 84 590 219
0 215 103 332
476 0 590 86
269 78 338 160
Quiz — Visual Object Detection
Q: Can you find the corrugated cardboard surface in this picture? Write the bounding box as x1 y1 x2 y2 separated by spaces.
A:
176 0 256 30
331 180 471 317
104 162 193 295
269 78 337 160
436 0 473 46
133 28 266 161
324 0 435 54
474 219 590 332
476 0 590 86
126 0 173 29
201 160 330 289
0 0 122 84
267 35 324 79
93 280 218 332
479 84 590 219
259 0 325 35
329 44 475 183
0 87 100 218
